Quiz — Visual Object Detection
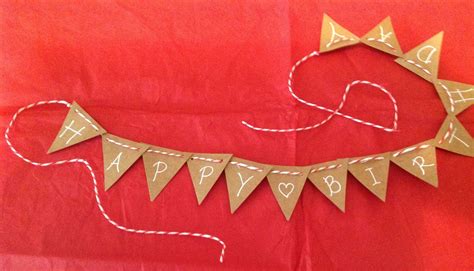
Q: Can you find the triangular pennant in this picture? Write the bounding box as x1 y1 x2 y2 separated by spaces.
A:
267 166 310 221
435 116 474 157
319 13 360 53
224 158 272 213
361 17 403 56
348 153 390 201
142 146 191 201
435 79 474 115
102 134 148 190
308 159 348 212
48 102 106 153
395 31 443 82
391 140 438 187
187 153 232 205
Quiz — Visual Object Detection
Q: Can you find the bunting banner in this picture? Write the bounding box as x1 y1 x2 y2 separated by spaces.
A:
360 17 403 57
391 140 438 187
308 159 348 212
224 158 272 213
395 31 443 82
435 116 474 157
102 135 148 190
187 153 232 205
48 102 106 153
42 100 472 220
143 145 191 201
15 15 472 221
348 153 391 202
435 79 474 115
4 14 474 266
267 166 311 220
319 13 359 53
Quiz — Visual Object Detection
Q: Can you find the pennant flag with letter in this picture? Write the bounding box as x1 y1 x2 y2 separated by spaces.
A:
395 32 443 82
143 145 191 201
267 166 310 221
435 79 474 115
319 14 359 53
348 153 390 201
187 153 232 205
435 116 473 157
361 17 403 56
48 101 106 153
308 159 348 212
224 157 272 213
102 134 148 190
391 140 438 187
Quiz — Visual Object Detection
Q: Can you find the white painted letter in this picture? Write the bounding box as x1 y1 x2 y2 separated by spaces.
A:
323 175 341 197
236 172 254 197
199 166 214 185
106 152 123 173
378 26 392 42
365 167 381 186
59 120 85 145
326 22 350 48
448 128 470 147
412 156 434 175
152 161 168 182
416 45 436 64
452 88 474 104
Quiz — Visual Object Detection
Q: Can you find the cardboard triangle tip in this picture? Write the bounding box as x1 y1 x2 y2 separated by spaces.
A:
149 192 158 202
47 145 57 154
104 183 112 191
378 195 387 202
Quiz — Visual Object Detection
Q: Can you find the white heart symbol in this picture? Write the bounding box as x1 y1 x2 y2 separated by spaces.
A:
278 182 295 198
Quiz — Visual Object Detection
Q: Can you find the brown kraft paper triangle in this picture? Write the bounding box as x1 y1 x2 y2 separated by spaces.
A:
319 14 359 53
361 17 403 57
434 79 474 116
224 157 272 214
48 101 106 153
395 31 443 82
391 140 438 187
308 159 348 212
187 153 232 205
348 153 390 202
102 134 148 191
267 166 310 221
435 116 474 157
143 146 192 201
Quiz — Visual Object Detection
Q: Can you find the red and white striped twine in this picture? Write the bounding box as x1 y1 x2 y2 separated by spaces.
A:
242 50 399 133
4 100 226 263
438 121 454 145
392 143 431 158
437 82 455 113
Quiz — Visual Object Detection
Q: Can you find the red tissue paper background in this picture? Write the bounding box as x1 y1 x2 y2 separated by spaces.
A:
0 1 473 270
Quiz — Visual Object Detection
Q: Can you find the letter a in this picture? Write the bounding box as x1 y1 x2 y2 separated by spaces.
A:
106 152 123 173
